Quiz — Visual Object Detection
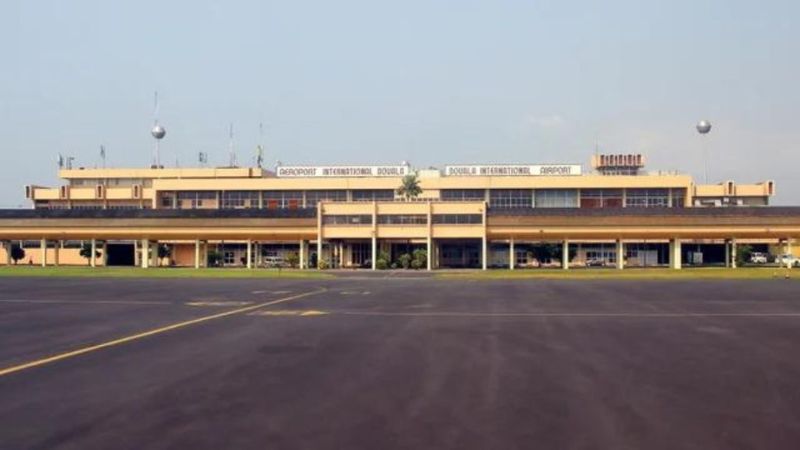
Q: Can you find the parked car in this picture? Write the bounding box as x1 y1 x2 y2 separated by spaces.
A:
749 252 769 264
775 254 800 267
585 258 606 267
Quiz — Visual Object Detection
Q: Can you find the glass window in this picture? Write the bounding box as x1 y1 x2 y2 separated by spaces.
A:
322 215 373 225
489 189 533 208
263 191 303 209
441 189 485 201
580 189 623 208
306 190 347 204
534 189 579 208
625 189 669 208
377 215 428 225
220 191 260 209
352 190 394 201
432 214 482 224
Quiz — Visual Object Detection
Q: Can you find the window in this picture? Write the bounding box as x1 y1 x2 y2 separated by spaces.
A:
352 190 394 201
377 215 427 225
177 191 217 209
580 189 623 208
221 191 259 209
322 215 373 225
263 191 303 209
671 189 686 208
441 189 485 201
489 189 533 208
306 190 347 205
534 189 579 208
625 189 670 208
432 214 482 224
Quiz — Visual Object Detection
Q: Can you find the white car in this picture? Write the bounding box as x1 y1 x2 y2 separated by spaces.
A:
776 254 800 267
749 252 768 264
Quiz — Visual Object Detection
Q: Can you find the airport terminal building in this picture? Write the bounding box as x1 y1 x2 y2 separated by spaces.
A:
1 154 798 270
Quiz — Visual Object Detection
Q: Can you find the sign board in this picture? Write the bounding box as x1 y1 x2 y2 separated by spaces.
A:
277 165 410 178
444 164 581 177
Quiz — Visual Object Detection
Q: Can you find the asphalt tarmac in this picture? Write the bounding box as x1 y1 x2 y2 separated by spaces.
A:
1 277 800 449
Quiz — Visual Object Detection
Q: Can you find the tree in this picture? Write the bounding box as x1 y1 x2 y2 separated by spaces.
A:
285 252 300 269
79 243 101 266
412 248 427 270
398 253 412 269
10 245 25 265
396 172 422 200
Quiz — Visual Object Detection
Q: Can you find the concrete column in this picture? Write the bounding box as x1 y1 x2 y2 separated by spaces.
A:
300 240 306 269
40 239 47 267
151 241 159 267
102 242 108 266
203 241 208 268
509 238 515 270
786 239 793 269
670 238 682 270
4 241 11 266
481 236 488 271
725 240 731 268
616 239 624 270
731 239 737 269
194 240 201 269
90 239 97 268
54 241 61 266
134 240 140 267
246 240 253 269
371 236 377 270
562 240 569 270
141 239 150 268
317 239 323 269
339 242 345 268
426 236 432 271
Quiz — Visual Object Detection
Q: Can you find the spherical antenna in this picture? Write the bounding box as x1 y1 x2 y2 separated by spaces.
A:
151 124 166 140
696 120 712 134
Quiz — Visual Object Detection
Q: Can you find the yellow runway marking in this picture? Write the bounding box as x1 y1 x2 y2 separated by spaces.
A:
185 301 254 307
0 288 326 378
249 310 328 317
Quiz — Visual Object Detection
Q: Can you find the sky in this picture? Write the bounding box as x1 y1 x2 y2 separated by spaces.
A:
1 0 799 206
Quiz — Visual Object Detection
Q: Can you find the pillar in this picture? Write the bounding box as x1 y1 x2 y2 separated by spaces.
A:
339 242 345 268
4 241 11 266
725 240 731 268
134 240 140 267
54 241 61 267
371 236 377 271
481 236 488 271
730 239 737 269
670 238 682 270
246 240 253 269
40 239 47 267
102 242 108 266
151 241 159 267
426 236 432 271
509 238 515 270
562 240 569 270
300 240 306 269
141 239 150 269
90 239 97 268
203 241 209 268
317 239 323 269
616 239 624 270
194 240 201 269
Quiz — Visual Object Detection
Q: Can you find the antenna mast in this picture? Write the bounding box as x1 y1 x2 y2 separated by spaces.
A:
228 123 237 167
150 91 166 168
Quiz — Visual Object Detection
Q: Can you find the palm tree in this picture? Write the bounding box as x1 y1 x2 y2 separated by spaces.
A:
397 173 422 200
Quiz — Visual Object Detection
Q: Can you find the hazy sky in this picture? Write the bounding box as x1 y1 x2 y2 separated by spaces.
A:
1 0 798 206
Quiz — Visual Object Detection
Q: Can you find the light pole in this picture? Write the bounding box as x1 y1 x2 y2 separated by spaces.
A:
696 120 712 183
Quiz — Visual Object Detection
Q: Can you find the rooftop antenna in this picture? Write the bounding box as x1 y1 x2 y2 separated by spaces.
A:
100 145 106 169
255 122 264 168
198 151 208 167
228 123 237 167
57 153 65 169
150 91 166 168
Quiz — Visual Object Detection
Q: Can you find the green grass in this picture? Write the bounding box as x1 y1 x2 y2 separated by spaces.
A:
0 266 332 279
436 267 799 280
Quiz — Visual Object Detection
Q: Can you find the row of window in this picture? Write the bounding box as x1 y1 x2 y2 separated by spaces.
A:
154 188 688 209
322 214 484 226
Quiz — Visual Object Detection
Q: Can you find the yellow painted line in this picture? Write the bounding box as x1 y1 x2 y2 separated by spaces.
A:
0 288 326 378
249 309 328 317
185 301 254 307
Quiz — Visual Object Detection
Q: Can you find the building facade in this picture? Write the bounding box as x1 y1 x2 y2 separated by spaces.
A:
2 154 797 270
